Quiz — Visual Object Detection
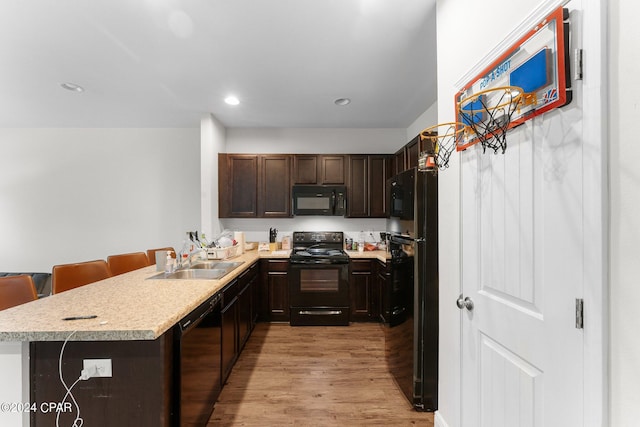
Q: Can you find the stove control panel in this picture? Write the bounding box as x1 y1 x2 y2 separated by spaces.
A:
293 231 344 244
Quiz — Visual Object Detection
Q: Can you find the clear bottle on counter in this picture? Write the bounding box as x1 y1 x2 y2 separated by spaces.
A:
358 231 365 252
165 251 175 274
179 239 190 267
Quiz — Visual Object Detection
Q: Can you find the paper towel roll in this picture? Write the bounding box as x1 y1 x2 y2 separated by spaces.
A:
234 231 245 253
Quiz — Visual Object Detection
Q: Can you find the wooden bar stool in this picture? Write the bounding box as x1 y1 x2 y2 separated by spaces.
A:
52 260 112 294
107 252 149 276
0 275 38 310
146 247 175 266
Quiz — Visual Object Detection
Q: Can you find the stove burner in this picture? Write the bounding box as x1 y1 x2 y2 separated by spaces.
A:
290 231 349 265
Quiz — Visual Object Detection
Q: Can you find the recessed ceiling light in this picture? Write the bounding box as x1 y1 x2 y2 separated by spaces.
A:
334 98 351 106
224 96 240 106
60 82 84 93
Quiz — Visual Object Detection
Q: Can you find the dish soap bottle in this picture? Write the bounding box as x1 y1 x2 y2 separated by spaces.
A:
165 251 175 274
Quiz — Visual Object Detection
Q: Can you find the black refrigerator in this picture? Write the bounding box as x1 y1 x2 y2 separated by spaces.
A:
384 167 438 411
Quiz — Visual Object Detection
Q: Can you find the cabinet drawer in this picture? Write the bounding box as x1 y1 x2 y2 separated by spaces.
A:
265 259 289 272
350 259 372 272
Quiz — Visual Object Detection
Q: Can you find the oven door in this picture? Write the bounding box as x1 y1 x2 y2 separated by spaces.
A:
289 262 349 326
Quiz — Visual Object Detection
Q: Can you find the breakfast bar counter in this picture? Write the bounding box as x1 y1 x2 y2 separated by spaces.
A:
0 249 294 427
0 251 267 342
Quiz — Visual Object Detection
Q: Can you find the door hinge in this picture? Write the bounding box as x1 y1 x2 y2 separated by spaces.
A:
573 49 583 81
575 298 584 329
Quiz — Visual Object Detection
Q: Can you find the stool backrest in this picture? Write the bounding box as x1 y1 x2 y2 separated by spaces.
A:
107 252 149 276
52 260 112 294
0 275 38 310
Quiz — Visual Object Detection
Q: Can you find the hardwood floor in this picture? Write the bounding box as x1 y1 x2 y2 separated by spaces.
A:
209 322 434 426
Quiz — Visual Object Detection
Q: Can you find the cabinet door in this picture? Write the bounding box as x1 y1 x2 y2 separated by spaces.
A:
237 282 252 351
261 260 290 322
368 155 390 217
393 148 406 175
349 259 373 322
219 154 258 218
221 297 238 382
259 155 291 217
320 155 345 184
347 155 368 217
406 135 420 170
293 155 318 184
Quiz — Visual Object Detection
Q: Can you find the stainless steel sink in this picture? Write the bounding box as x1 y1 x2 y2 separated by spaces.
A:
148 260 244 280
191 261 243 270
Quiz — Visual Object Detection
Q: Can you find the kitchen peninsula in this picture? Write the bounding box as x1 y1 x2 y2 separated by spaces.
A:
0 250 286 426
0 248 390 426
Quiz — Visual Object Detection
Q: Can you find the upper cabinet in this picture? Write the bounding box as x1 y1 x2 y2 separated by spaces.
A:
292 155 317 184
259 155 291 217
219 154 259 218
220 152 389 219
392 134 422 174
405 136 420 171
347 154 391 218
320 155 345 184
293 155 345 185
219 154 292 218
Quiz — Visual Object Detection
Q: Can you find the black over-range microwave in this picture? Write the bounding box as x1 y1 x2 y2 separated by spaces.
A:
292 185 347 216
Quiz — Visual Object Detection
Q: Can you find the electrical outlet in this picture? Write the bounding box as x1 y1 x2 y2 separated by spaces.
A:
83 359 112 378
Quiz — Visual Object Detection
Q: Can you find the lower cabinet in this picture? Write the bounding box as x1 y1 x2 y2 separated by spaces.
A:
221 261 258 383
221 290 239 383
349 259 380 322
259 259 290 322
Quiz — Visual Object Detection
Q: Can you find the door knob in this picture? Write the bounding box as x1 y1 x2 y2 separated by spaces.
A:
456 294 474 311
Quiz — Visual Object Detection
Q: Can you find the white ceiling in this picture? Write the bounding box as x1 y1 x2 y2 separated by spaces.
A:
0 0 437 129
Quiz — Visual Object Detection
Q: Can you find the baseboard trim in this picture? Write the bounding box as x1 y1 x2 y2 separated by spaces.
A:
434 411 451 427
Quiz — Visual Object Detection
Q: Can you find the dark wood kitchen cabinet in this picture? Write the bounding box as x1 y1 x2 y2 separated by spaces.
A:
221 279 239 382
237 261 258 350
320 155 346 184
349 259 379 322
393 147 406 175
293 155 318 184
259 259 290 322
219 154 258 217
406 135 420 171
221 261 259 382
347 154 391 218
259 154 291 217
219 154 292 218
293 154 345 185
392 134 423 174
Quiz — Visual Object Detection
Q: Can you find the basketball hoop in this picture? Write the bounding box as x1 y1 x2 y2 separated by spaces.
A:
458 86 524 154
418 122 465 173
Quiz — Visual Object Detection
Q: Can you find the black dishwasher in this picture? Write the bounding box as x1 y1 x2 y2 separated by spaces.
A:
173 293 222 426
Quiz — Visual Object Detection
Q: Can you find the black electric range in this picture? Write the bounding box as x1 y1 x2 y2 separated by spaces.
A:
289 231 350 325
289 231 349 264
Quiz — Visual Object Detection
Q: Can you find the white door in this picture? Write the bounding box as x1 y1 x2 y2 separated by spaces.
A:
459 7 586 427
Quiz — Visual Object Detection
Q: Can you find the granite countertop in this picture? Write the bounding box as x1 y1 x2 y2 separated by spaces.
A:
0 250 290 343
346 249 390 263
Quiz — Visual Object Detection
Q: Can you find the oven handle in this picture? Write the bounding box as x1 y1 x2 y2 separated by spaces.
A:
298 310 343 316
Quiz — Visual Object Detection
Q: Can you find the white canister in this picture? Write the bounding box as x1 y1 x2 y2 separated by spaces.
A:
234 231 245 253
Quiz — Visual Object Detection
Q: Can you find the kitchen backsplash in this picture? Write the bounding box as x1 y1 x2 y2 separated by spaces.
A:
220 218 387 245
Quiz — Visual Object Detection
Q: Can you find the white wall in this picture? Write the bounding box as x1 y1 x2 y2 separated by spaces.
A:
406 102 438 142
609 1 640 425
435 0 608 426
225 127 406 154
0 128 200 272
201 114 227 239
